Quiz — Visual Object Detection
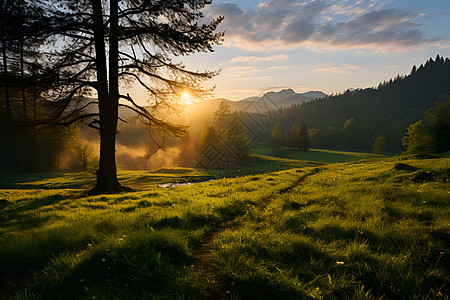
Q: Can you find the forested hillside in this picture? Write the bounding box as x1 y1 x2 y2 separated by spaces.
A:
277 56 450 152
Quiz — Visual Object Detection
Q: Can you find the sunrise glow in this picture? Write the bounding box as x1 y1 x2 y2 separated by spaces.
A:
181 92 193 105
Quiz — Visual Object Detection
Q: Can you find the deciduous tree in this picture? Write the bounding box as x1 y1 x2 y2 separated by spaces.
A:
271 123 286 151
426 98 450 153
289 122 300 149
373 135 386 154
402 120 434 155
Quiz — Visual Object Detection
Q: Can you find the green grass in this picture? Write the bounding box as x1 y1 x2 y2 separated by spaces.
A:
0 155 449 299
253 147 384 163
0 155 319 190
0 168 213 190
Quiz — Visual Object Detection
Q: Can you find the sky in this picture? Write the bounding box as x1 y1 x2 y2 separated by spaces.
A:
174 0 450 101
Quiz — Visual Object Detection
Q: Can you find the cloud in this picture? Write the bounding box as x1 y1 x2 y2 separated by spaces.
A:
431 9 449 18
230 54 289 62
226 85 310 94
226 66 260 73
205 0 445 52
313 62 359 73
224 66 263 77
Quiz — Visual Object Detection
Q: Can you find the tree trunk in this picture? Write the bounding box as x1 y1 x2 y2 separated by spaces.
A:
20 40 26 117
30 88 37 170
90 0 123 193
57 132 61 171
1 4 17 171
20 39 33 171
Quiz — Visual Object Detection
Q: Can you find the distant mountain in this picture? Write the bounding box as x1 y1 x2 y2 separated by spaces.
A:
240 96 261 102
301 91 327 99
187 98 253 115
235 89 326 111
260 88 297 103
184 89 326 118
238 89 326 104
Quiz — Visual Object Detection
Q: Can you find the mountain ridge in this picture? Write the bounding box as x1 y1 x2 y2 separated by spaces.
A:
236 89 327 106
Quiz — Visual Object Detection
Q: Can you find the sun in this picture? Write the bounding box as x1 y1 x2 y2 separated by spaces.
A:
181 92 193 104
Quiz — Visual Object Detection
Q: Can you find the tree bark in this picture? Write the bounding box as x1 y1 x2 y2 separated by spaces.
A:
30 87 37 170
90 0 121 193
1 3 17 171
20 39 33 171
20 40 26 117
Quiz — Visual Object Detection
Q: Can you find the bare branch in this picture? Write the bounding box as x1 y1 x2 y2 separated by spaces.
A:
87 119 100 131
37 113 99 127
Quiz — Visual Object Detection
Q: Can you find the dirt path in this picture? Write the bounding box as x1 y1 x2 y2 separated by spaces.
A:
193 167 323 299
193 219 241 299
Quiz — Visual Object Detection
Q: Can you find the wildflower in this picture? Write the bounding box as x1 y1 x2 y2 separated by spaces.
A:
101 258 106 262
435 252 444 268
87 243 93 247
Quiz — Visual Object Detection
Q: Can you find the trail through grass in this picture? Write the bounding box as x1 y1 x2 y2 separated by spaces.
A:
0 155 449 299
253 147 384 163
192 167 322 299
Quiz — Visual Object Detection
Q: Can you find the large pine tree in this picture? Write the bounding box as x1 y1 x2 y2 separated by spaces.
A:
214 100 232 136
199 102 252 169
228 112 251 164
30 0 223 193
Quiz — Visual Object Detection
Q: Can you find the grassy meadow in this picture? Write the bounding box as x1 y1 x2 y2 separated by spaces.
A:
253 147 385 163
0 152 449 299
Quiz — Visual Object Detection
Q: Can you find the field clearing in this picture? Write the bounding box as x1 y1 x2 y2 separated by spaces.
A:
0 153 321 190
253 148 385 163
0 155 449 299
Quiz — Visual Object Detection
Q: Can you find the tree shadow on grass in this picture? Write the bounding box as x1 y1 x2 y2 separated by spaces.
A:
1 192 84 230
21 232 200 299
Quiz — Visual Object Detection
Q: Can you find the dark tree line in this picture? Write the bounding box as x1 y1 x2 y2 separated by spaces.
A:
275 56 450 153
0 0 64 171
289 122 309 151
266 122 309 156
